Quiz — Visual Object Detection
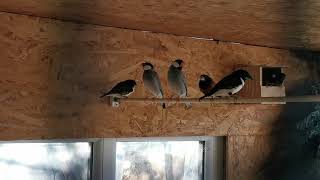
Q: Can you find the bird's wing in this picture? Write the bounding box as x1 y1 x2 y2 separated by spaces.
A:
168 68 180 94
168 67 188 97
180 72 188 97
214 74 243 90
155 72 165 97
178 70 191 108
100 86 119 97
200 74 242 99
143 71 164 97
104 81 133 96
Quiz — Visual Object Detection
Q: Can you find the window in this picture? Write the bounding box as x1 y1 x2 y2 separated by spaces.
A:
0 142 92 180
97 137 225 180
116 141 204 180
0 137 225 180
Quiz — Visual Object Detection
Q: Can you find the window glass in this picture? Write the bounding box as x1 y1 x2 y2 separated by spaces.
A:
0 142 92 180
116 141 204 180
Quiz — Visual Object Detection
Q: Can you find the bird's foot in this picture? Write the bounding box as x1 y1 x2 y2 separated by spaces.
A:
230 95 239 103
209 96 215 106
184 103 192 110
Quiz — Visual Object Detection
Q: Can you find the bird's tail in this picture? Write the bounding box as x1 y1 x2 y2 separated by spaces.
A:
162 103 166 109
158 94 166 109
199 95 207 101
100 92 110 98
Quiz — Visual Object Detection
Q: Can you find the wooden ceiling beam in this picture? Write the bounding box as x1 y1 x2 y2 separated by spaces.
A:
0 0 319 50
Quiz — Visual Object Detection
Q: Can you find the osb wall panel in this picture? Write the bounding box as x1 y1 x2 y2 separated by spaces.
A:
0 0 320 50
227 136 272 180
0 12 311 140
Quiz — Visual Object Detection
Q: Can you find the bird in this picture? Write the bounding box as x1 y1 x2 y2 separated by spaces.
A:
199 69 253 100
142 62 166 108
264 72 286 86
168 59 191 108
100 80 137 98
199 74 215 96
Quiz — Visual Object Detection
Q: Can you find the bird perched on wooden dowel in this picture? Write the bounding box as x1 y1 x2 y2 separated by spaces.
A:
100 80 137 98
168 59 191 109
142 62 166 108
199 74 215 97
199 69 252 100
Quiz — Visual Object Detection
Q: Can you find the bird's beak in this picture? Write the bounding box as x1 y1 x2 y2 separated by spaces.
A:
248 76 253 80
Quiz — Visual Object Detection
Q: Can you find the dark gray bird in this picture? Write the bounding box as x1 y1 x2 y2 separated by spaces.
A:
142 62 166 108
200 69 252 100
199 74 215 96
168 59 191 108
264 72 286 86
100 80 137 98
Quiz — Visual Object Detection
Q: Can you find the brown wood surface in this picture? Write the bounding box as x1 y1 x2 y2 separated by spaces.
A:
227 135 272 180
0 0 319 50
237 66 261 98
0 12 312 140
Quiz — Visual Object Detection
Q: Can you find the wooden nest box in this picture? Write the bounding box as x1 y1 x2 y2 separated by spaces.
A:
237 65 286 104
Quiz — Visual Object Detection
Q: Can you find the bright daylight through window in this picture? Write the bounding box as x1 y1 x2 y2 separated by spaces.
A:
116 141 204 180
0 142 92 180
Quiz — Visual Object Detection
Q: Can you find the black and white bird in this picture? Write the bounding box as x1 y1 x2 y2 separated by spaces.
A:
168 59 191 108
100 80 137 98
142 62 166 108
199 69 252 100
199 74 215 96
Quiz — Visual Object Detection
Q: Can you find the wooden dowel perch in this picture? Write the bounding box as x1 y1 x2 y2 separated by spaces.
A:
119 95 320 104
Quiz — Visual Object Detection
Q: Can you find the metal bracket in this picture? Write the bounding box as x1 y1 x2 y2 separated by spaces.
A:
110 97 120 107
